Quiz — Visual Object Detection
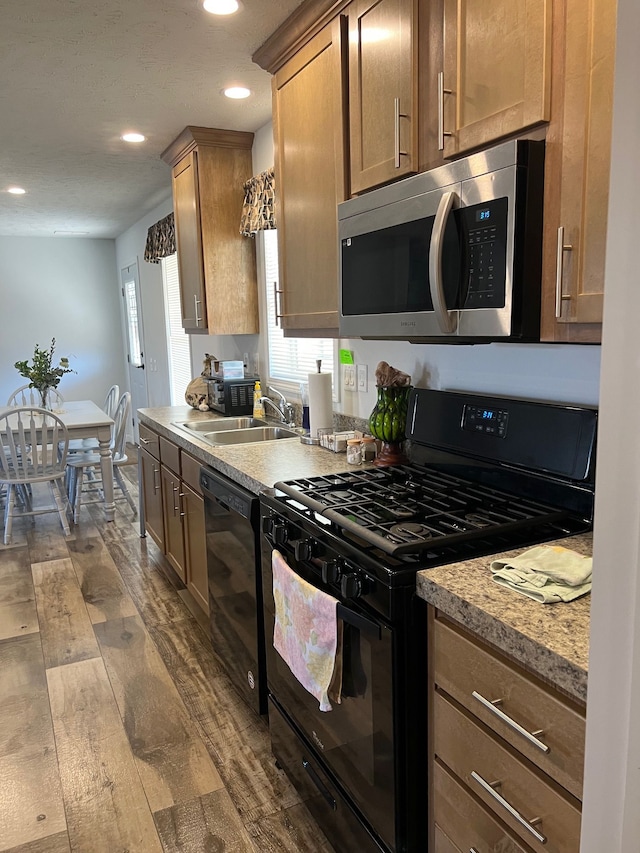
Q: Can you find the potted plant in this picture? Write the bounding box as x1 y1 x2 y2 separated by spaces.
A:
14 338 74 409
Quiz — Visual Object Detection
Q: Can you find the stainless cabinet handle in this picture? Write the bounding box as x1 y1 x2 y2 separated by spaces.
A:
470 771 547 844
394 97 408 168
273 281 284 327
429 190 458 333
179 491 186 518
194 294 203 327
152 465 160 494
555 225 573 318
470 848 480 853
437 71 452 151
472 690 550 753
139 436 151 445
172 482 179 514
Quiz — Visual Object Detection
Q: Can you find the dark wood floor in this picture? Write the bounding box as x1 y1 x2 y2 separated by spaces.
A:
0 461 335 853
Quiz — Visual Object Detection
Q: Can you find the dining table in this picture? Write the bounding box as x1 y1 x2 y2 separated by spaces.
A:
53 400 116 521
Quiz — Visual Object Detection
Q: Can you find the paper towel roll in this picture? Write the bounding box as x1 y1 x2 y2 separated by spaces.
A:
308 371 333 439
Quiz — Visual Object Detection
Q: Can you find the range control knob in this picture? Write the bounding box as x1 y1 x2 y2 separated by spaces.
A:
263 516 289 546
340 572 362 600
320 559 341 585
293 538 315 562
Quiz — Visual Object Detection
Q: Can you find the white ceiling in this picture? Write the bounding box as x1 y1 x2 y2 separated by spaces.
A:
0 0 303 238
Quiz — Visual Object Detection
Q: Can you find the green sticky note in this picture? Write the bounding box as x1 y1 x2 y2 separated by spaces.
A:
339 349 354 365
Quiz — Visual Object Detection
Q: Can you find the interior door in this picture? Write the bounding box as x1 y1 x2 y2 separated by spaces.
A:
121 261 148 441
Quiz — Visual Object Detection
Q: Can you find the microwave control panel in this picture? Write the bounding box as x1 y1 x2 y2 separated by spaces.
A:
459 197 508 309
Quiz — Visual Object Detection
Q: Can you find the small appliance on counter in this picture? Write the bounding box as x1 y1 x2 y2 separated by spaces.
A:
206 374 260 416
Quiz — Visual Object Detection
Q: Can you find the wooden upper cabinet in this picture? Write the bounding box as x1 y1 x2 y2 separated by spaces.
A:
348 0 418 193
441 0 551 158
540 0 616 342
271 17 348 334
161 127 259 336
172 151 206 331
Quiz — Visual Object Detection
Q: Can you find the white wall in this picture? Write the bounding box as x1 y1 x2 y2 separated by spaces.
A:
580 0 640 846
0 236 126 406
115 196 173 408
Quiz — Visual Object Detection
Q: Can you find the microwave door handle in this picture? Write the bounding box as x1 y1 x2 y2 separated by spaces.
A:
429 190 458 334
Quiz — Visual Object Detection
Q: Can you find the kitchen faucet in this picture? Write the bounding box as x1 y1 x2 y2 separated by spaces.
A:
260 387 296 427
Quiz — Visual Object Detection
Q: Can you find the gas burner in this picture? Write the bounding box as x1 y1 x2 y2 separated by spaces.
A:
389 522 432 540
387 505 415 519
465 512 492 527
329 490 354 501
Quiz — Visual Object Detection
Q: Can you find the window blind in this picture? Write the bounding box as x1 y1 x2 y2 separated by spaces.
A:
162 254 192 405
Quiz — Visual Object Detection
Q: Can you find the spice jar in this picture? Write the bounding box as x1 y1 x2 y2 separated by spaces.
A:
360 436 377 463
346 438 362 465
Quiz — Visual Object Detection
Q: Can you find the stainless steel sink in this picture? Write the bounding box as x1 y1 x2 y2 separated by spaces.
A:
210 426 299 445
171 418 299 445
172 417 267 433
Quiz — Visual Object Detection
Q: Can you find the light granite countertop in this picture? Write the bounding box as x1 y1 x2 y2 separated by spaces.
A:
139 406 592 702
138 406 367 494
416 532 592 703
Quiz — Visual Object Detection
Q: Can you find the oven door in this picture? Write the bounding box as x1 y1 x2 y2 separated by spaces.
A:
261 536 396 851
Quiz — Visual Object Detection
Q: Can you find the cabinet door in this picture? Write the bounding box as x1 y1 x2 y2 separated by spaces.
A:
140 447 164 550
172 151 207 333
273 16 347 334
540 0 616 341
441 0 551 158
348 0 418 192
161 465 186 582
182 483 209 616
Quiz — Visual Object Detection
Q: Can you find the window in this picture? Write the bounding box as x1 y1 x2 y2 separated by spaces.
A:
162 254 192 405
263 229 334 390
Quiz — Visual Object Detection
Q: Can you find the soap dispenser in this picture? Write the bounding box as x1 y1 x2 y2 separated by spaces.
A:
253 381 265 418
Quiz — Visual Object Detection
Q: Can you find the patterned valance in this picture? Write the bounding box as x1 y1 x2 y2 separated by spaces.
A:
239 167 276 237
144 212 176 263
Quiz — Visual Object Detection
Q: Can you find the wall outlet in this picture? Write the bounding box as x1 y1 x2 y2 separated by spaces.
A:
357 364 368 392
343 364 356 390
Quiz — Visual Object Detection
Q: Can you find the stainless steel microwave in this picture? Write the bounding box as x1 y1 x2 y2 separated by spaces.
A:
338 139 545 342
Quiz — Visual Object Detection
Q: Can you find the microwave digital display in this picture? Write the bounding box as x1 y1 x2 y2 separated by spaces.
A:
476 209 491 222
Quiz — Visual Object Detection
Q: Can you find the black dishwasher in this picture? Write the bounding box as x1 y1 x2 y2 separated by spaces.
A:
200 466 267 715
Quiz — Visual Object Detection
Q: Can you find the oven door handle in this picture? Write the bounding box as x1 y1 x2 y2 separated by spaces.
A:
337 603 382 639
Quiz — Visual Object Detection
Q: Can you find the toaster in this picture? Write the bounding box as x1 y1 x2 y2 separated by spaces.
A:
206 376 258 416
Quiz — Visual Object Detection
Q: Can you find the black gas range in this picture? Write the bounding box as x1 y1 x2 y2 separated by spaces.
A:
259 389 597 853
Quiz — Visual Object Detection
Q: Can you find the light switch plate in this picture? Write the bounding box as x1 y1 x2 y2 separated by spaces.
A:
357 364 368 392
343 364 356 390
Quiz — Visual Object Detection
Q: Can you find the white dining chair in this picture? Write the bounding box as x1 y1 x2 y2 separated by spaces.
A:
0 407 72 544
67 384 120 456
66 391 137 523
7 384 64 409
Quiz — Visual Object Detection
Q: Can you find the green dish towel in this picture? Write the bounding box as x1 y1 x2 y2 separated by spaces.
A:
490 545 592 604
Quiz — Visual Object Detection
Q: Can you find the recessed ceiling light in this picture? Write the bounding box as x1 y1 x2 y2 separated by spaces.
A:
223 86 251 99
203 0 239 14
7 186 26 194
122 132 146 143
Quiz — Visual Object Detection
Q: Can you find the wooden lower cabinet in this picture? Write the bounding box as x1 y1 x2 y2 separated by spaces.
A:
180 454 209 615
139 443 164 551
434 762 531 853
140 430 209 615
161 463 186 583
429 608 585 853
